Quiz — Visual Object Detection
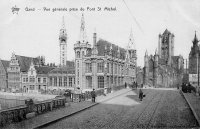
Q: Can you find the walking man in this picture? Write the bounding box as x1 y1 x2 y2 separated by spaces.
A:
139 89 143 101
91 89 96 103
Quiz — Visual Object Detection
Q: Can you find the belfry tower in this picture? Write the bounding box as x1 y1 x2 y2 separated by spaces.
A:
59 16 67 66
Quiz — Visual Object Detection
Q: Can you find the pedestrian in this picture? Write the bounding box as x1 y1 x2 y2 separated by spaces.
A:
91 89 96 103
136 82 138 89
125 82 127 88
139 89 143 101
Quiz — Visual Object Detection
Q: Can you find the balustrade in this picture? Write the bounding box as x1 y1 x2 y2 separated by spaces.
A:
0 97 66 127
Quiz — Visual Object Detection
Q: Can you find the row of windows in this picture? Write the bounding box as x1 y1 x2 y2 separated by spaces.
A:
22 77 47 83
49 77 75 87
85 62 127 75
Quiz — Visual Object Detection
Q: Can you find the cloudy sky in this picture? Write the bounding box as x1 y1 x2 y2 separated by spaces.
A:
0 0 200 67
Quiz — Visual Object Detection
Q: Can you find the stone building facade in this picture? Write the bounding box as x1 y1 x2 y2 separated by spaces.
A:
0 59 9 90
144 29 184 87
7 53 47 92
74 14 137 91
48 61 75 91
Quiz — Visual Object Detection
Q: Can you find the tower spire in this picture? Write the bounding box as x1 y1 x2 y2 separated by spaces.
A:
79 14 87 43
62 16 65 29
193 30 199 44
127 28 135 50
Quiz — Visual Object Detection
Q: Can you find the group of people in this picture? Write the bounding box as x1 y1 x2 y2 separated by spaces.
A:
181 82 193 93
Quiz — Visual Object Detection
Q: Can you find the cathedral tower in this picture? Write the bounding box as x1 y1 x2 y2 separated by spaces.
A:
59 16 67 66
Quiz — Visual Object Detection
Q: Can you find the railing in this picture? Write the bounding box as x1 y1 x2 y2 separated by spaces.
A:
0 97 66 127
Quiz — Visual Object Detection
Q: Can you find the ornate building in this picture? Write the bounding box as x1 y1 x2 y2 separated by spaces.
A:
144 29 184 87
188 31 199 84
7 53 48 92
74 14 137 91
0 59 9 90
59 16 68 66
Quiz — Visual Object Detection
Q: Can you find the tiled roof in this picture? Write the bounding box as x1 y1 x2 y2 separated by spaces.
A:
49 67 75 74
96 39 126 60
1 60 10 71
15 55 39 72
35 66 55 74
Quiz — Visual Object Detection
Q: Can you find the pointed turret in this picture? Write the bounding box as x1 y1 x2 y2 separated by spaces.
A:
192 31 199 45
127 28 135 50
79 14 88 43
145 50 148 57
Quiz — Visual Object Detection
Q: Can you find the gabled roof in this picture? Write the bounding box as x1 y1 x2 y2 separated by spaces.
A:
15 55 39 72
49 67 75 74
1 60 10 71
35 66 55 74
96 39 126 60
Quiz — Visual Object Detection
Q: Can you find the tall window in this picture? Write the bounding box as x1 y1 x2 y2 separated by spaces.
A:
77 51 80 58
64 77 67 87
69 77 72 87
86 63 92 73
59 77 62 86
97 62 104 73
43 78 46 83
23 78 26 82
115 64 117 74
50 77 52 86
54 77 57 86
86 76 92 88
38 78 41 83
107 63 109 73
29 77 35 83
98 76 104 88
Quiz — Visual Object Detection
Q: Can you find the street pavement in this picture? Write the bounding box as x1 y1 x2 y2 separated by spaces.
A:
182 91 200 126
41 88 198 129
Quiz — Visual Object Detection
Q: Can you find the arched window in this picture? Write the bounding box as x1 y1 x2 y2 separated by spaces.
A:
82 51 85 57
77 51 80 58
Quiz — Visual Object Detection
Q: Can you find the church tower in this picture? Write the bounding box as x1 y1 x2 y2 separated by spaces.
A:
59 16 67 66
158 29 174 65
74 14 91 89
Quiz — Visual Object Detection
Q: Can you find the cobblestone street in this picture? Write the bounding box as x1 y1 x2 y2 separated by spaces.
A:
42 89 198 129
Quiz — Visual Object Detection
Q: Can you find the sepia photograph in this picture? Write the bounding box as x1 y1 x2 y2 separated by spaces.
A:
0 0 200 128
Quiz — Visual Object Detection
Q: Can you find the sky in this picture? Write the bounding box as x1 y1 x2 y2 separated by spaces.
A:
0 0 200 67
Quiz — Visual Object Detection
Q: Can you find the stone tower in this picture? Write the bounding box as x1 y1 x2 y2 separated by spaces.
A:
59 16 67 66
144 50 149 85
153 49 159 87
189 31 199 74
158 29 174 65
127 29 137 81
74 14 91 89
